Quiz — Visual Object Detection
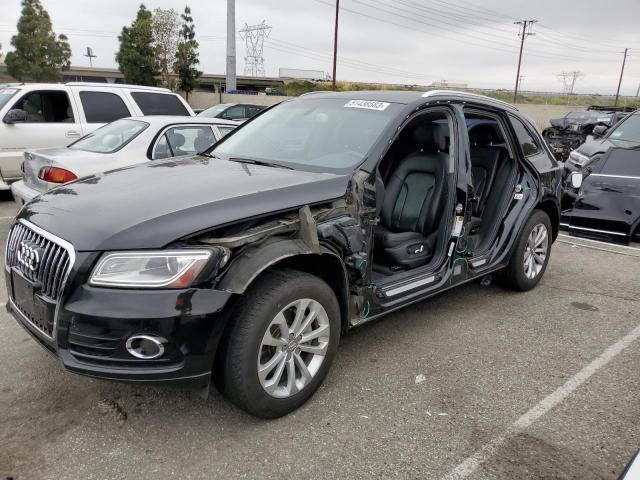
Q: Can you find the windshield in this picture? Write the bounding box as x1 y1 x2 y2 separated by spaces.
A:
213 98 400 172
70 119 149 153
199 105 231 117
566 111 612 122
0 87 19 110
608 114 640 143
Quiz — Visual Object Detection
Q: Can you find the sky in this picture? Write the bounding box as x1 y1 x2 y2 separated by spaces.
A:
1 0 639 95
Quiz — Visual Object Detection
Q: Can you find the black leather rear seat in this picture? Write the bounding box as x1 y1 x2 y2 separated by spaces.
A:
468 124 506 230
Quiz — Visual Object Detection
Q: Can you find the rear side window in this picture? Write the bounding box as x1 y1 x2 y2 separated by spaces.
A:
509 115 555 171
601 148 640 176
222 105 246 120
217 125 235 138
153 125 216 159
131 92 189 116
80 91 130 123
13 90 74 123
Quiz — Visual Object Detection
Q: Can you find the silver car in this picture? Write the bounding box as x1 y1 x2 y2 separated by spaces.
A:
11 116 239 206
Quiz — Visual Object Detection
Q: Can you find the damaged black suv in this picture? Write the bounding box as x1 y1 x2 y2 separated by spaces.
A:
5 91 561 418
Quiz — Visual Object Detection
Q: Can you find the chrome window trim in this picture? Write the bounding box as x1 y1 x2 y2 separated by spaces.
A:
6 219 76 341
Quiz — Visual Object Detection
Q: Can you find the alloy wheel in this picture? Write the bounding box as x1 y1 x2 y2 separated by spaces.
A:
257 298 331 398
523 223 548 279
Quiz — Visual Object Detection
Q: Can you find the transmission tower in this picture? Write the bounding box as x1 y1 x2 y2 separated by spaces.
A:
239 21 272 77
558 71 583 95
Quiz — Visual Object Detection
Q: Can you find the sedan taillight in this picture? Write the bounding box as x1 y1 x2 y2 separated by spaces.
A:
38 166 78 184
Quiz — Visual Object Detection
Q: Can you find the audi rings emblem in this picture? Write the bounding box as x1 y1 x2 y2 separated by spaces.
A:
17 240 44 272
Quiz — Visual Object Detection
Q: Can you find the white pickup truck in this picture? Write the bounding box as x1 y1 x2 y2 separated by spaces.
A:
0 82 194 189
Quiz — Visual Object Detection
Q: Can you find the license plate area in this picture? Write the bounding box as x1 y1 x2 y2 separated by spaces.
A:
10 268 54 338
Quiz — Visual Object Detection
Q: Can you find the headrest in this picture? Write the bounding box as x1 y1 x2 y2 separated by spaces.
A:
413 124 447 152
169 132 186 148
469 124 498 146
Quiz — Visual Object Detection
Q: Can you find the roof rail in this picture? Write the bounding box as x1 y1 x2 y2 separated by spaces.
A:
64 82 171 92
423 89 518 111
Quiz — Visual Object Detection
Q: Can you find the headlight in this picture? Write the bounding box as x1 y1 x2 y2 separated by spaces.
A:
90 249 225 288
568 150 590 166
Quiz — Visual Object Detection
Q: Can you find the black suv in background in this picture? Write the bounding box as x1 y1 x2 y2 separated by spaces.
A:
5 91 561 418
197 103 266 121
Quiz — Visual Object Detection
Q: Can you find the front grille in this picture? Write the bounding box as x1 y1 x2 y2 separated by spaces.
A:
6 221 73 300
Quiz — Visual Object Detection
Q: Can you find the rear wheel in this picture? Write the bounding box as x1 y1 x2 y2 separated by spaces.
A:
218 269 340 418
502 210 552 291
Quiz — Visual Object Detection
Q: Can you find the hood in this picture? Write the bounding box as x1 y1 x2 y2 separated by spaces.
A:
19 156 351 251
577 137 640 158
549 117 569 129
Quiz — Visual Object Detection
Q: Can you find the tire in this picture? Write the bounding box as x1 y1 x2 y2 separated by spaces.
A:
217 268 341 418
501 209 552 291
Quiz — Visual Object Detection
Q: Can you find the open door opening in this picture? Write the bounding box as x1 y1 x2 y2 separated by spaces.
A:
464 111 518 254
372 109 455 280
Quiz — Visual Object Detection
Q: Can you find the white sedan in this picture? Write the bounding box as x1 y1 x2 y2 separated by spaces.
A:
11 116 239 205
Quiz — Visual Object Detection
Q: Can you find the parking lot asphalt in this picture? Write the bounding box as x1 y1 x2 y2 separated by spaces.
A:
0 191 638 480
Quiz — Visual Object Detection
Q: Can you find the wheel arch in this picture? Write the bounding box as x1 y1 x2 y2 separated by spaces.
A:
217 239 351 331
536 199 560 241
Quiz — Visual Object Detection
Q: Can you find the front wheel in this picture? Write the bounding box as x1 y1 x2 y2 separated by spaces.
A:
217 269 341 418
501 210 552 291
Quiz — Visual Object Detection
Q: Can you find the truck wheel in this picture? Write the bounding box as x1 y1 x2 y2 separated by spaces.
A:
219 268 340 418
502 210 552 291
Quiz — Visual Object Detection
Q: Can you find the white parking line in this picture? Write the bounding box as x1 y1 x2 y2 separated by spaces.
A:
558 233 640 252
0 216 15 221
442 322 640 480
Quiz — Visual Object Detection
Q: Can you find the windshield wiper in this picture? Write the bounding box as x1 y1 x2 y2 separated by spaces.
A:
228 157 293 170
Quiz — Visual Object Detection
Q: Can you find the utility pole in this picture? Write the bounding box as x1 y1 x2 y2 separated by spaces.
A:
513 19 537 104
614 48 628 107
635 81 640 97
226 0 237 93
332 0 340 90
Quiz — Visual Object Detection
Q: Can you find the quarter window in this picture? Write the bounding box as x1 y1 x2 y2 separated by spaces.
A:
131 92 190 116
13 90 74 123
80 91 131 123
509 115 555 171
153 126 216 159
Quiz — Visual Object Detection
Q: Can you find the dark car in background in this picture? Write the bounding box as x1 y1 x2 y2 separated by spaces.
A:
561 111 640 243
197 103 266 121
562 110 640 204
543 106 635 161
4 90 561 418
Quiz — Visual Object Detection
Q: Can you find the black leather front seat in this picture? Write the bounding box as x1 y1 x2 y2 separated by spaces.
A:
375 124 448 268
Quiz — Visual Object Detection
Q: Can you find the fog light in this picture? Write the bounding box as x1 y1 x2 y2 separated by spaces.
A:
125 335 166 359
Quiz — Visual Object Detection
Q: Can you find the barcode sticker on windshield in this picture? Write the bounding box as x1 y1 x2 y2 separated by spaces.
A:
344 100 390 111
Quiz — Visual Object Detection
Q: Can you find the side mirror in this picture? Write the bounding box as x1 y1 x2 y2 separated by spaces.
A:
592 125 608 138
570 172 583 189
3 109 27 124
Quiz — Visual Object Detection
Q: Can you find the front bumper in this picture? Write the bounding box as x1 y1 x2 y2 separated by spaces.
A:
6 264 234 385
10 180 40 206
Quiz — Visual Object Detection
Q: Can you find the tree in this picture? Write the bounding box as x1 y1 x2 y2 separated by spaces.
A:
173 6 201 100
152 8 180 88
4 0 71 82
116 4 159 86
